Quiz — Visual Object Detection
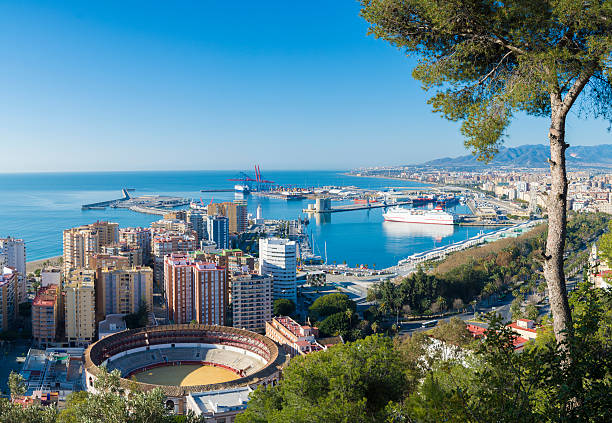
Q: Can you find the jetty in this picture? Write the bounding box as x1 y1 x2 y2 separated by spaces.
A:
81 190 189 214
82 189 131 210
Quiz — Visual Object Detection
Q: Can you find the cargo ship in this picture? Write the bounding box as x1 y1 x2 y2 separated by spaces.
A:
382 205 457 225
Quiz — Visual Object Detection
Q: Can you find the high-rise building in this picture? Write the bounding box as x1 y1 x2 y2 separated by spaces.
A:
63 221 118 273
32 284 60 348
0 237 26 303
151 234 198 285
208 201 248 234
96 266 153 322
231 274 272 333
206 215 229 249
101 243 144 267
64 269 96 347
0 267 18 332
87 253 130 271
259 238 297 302
192 249 255 274
151 219 193 236
119 227 152 263
164 253 228 325
186 209 207 241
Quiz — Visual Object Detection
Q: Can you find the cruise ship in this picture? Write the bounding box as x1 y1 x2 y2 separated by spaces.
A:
234 184 250 194
382 205 457 225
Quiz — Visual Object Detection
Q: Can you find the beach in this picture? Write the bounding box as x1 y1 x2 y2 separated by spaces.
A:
26 256 62 273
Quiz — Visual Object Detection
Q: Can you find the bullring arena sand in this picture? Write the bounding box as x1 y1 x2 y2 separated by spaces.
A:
130 364 240 386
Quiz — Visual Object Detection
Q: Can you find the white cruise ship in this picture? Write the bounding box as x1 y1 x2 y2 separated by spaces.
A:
382 205 457 225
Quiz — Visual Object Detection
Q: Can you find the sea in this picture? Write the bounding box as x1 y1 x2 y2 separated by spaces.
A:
0 170 494 268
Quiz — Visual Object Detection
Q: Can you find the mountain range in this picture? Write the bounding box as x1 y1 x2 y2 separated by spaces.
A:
420 144 612 169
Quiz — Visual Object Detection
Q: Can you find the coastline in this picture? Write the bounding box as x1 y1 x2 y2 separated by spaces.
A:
341 172 437 187
26 256 62 273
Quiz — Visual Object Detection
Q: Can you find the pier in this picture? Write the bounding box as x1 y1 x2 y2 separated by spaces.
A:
81 190 190 214
302 200 413 214
82 188 131 210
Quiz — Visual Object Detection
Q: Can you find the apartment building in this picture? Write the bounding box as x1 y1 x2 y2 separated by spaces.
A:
0 267 18 332
0 237 26 303
152 234 198 284
259 238 297 302
119 227 152 263
63 221 118 272
32 284 60 347
96 266 153 322
231 274 272 333
208 201 248 234
64 269 96 347
206 215 229 249
164 253 227 325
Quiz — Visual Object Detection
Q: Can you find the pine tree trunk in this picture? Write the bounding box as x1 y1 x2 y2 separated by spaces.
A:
544 102 573 345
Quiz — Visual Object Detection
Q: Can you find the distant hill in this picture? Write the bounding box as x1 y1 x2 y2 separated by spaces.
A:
420 144 612 169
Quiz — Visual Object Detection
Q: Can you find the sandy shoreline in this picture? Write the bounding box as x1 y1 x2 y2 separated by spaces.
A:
26 256 62 273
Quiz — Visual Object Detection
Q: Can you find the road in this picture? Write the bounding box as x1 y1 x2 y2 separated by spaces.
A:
399 294 513 335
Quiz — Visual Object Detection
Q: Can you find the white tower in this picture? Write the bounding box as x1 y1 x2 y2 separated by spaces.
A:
259 238 297 303
256 204 263 220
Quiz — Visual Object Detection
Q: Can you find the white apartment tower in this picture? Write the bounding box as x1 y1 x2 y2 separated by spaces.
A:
259 238 297 303
0 238 26 303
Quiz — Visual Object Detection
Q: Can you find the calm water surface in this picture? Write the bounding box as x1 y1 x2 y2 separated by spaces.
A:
0 171 493 267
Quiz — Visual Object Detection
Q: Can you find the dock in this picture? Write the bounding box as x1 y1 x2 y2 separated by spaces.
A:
302 200 413 214
200 189 235 192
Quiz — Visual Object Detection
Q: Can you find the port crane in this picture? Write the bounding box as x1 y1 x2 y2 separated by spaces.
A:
228 166 274 191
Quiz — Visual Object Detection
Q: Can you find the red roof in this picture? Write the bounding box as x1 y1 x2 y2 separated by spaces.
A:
33 285 58 307
507 323 538 334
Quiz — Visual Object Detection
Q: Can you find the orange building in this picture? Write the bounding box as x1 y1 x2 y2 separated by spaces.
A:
265 316 324 357
32 284 60 347
164 253 228 325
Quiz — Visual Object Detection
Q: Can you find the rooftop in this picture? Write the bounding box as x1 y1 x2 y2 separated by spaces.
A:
33 285 58 308
188 386 252 415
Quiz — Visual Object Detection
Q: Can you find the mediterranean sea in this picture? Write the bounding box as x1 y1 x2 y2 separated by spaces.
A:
0 170 494 268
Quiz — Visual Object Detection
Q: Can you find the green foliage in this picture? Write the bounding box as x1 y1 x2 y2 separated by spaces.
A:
525 303 539 322
370 213 609 321
360 0 612 159
272 299 295 316
427 317 474 348
0 399 57 423
308 293 356 320
402 283 612 422
236 335 408 423
123 303 149 329
597 220 612 266
56 367 175 423
317 311 351 338
8 371 26 399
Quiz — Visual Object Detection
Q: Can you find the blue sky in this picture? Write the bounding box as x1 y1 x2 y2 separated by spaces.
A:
1 0 610 172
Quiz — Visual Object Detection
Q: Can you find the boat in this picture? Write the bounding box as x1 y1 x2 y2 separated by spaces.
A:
382 205 457 225
436 195 459 207
234 184 250 194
